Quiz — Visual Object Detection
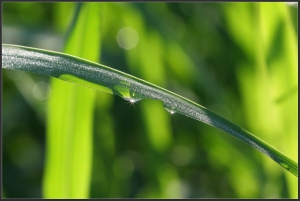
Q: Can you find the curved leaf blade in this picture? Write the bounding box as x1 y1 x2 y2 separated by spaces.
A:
2 44 298 177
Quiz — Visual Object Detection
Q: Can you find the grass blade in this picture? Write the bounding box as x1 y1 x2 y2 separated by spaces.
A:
2 43 298 177
42 3 101 198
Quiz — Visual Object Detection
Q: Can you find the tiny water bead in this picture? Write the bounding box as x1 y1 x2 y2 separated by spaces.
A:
163 102 177 115
123 91 144 103
123 97 141 103
113 83 145 104
165 107 176 114
129 90 145 100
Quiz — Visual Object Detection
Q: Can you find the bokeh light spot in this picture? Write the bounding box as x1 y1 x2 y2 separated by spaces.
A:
5 69 24 81
32 81 51 100
170 145 194 166
113 157 134 179
116 27 139 50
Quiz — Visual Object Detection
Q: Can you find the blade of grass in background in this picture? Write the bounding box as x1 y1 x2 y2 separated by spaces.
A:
42 3 102 198
223 2 298 198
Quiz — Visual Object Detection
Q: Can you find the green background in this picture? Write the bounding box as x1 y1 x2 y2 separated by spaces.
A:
2 2 298 198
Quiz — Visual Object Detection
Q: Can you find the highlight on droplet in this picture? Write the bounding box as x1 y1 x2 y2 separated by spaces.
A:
123 97 141 103
165 107 176 114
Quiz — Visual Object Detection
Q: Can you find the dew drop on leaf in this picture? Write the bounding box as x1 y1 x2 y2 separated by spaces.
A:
123 97 141 103
165 107 176 114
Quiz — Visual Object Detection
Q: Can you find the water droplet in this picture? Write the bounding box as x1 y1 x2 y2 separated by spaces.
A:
124 97 141 103
165 107 176 114
163 102 177 115
123 90 144 103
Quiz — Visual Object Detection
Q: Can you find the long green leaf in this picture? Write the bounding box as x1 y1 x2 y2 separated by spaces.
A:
2 44 298 177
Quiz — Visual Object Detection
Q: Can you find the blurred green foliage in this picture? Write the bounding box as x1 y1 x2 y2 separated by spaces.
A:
2 2 298 198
